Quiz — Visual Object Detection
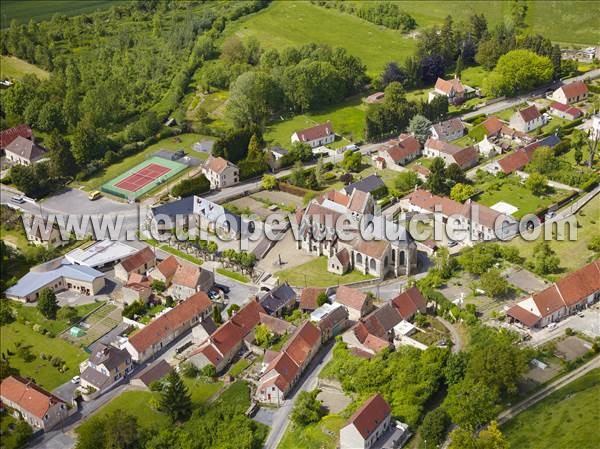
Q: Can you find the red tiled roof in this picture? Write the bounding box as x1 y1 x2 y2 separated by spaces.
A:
171 261 201 289
334 248 351 270
0 124 32 149
411 164 430 177
320 190 350 207
204 156 235 174
555 259 600 307
155 255 179 279
506 304 541 327
460 199 506 230
517 105 541 123
432 118 464 138
392 286 426 319
353 238 389 260
402 189 464 216
346 393 391 439
0 376 65 419
335 285 369 312
363 334 391 353
348 189 370 213
549 101 583 118
120 247 155 273
482 117 505 137
209 300 265 357
424 137 462 155
283 321 321 366
558 81 588 100
383 134 421 162
532 285 565 318
294 122 334 142
300 287 326 311
435 77 465 95
451 145 478 168
128 292 212 352
497 142 539 174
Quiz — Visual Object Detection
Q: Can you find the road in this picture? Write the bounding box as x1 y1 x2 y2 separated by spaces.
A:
436 316 462 353
262 340 335 449
497 355 600 425
461 68 600 120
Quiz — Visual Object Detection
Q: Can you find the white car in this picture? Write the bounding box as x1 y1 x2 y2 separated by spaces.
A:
71 375 80 384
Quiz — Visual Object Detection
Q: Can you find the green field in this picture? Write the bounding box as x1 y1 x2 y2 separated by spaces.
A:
276 256 374 287
0 55 49 80
216 268 250 284
226 1 417 77
1 0 128 27
502 368 600 449
503 194 600 275
74 133 211 191
279 415 346 449
0 322 87 390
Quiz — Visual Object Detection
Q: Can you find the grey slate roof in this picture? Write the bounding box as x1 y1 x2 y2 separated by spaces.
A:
343 175 385 195
88 344 131 372
259 282 297 315
150 196 195 220
4 136 45 161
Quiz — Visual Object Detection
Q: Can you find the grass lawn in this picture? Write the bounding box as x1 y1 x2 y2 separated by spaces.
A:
184 378 223 405
0 321 88 390
8 300 103 336
502 194 600 275
278 415 346 449
72 133 211 191
228 359 251 377
459 66 489 88
226 1 416 77
145 238 204 266
276 256 374 288
0 55 49 79
474 174 571 219
265 94 367 147
502 368 600 449
0 413 26 449
216 268 250 284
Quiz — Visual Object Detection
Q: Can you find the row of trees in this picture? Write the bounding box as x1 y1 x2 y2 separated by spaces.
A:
313 1 416 32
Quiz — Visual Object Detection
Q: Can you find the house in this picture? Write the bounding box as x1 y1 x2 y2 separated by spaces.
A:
131 360 172 389
22 214 69 249
170 260 215 300
121 273 152 305
202 155 239 189
375 134 422 168
0 376 69 431
299 287 327 312
4 136 46 165
310 302 349 341
291 121 335 148
79 343 133 396
259 282 297 317
488 135 561 175
149 255 179 285
391 286 427 320
329 248 352 275
124 291 213 363
5 259 105 303
114 247 156 282
506 259 600 328
255 321 321 405
430 118 465 141
551 81 589 104
193 196 250 238
269 146 289 168
480 116 531 146
0 124 32 150
365 92 385 104
343 174 387 198
340 393 410 449
400 189 517 243
548 101 583 121
188 299 265 373
509 105 543 132
191 317 218 344
333 285 373 321
428 76 476 105
423 138 478 169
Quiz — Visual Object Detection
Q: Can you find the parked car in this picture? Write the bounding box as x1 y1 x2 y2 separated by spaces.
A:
71 375 80 384
215 283 231 294
88 191 102 201
447 240 458 248
10 196 25 204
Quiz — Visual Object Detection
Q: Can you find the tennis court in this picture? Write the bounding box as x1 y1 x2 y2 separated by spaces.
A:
101 156 187 199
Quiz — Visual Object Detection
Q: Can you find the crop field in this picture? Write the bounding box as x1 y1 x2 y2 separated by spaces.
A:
0 55 49 80
1 0 128 27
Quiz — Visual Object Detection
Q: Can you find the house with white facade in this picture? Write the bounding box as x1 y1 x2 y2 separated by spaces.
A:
428 76 476 105
79 343 133 397
4 136 46 165
374 134 422 168
202 155 239 189
551 81 589 104
423 138 478 169
509 105 544 133
291 121 335 148
430 118 465 141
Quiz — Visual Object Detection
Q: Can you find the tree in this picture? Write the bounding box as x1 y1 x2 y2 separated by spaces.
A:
291 389 324 426
75 409 140 449
483 50 553 96
315 157 324 187
340 150 362 172
151 280 166 293
445 378 499 430
0 301 15 325
160 370 192 423
212 305 222 325
587 235 600 254
70 120 104 166
479 269 510 298
421 408 451 449
261 174 278 190
528 146 558 174
394 170 421 194
227 71 282 128
511 0 528 28
426 157 448 195
227 303 240 318
446 163 466 184
37 288 58 319
450 183 475 202
47 130 77 178
531 241 560 275
254 323 273 347
316 292 328 307
407 114 432 144
448 421 508 449
525 172 548 195
57 306 78 323
381 61 406 87
202 364 217 378
171 175 210 197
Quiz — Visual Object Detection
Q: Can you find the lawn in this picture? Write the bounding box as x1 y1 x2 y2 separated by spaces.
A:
474 173 571 219
503 194 600 275
184 378 223 405
0 0 128 26
145 238 204 266
72 133 212 191
216 268 250 284
459 66 489 88
228 359 251 377
226 1 417 77
502 368 600 449
0 55 49 80
0 321 88 390
276 256 374 288
265 94 367 147
278 415 346 449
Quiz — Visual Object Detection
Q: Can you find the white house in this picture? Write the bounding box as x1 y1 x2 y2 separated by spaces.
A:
202 155 239 189
428 76 476 105
4 136 45 165
374 134 422 168
291 121 335 148
509 105 543 133
430 118 465 141
551 81 589 104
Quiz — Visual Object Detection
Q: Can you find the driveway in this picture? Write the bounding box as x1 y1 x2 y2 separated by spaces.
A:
503 267 548 294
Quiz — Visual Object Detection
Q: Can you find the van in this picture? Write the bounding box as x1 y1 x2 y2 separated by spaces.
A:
88 191 102 201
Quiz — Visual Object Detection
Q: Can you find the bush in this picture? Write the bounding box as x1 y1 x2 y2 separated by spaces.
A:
565 328 575 336
172 175 210 198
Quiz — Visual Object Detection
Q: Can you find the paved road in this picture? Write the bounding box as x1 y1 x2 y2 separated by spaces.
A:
436 316 462 353
461 69 600 120
497 355 600 425
262 340 335 449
